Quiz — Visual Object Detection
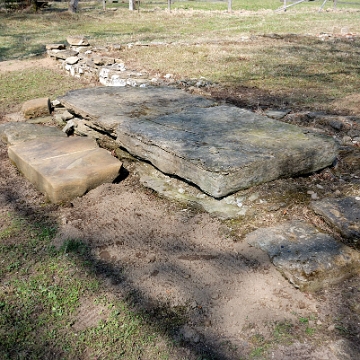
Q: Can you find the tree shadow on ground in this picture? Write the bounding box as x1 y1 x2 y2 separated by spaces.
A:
1 137 360 359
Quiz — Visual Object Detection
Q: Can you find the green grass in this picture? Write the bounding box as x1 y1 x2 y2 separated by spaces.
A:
0 213 180 359
1 3 360 113
0 68 87 113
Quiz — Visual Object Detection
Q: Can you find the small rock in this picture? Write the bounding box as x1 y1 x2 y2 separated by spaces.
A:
48 49 78 60
52 99 63 108
67 35 89 46
61 110 74 121
63 119 77 134
65 56 79 65
54 114 66 126
328 324 335 331
148 254 156 263
111 44 122 51
21 98 51 119
46 43 66 50
342 136 352 144
190 301 197 309
311 193 318 200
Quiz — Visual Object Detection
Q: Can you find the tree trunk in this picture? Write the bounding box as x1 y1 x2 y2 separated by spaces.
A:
129 0 136 10
69 0 79 13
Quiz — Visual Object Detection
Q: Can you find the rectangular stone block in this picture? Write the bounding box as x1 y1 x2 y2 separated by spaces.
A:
21 98 51 119
8 137 122 203
115 105 337 198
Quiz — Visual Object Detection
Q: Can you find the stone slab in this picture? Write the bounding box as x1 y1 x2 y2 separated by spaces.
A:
59 87 338 198
8 137 122 203
311 197 360 245
58 86 214 133
246 221 360 291
0 123 66 145
134 160 248 220
21 97 51 119
116 105 337 198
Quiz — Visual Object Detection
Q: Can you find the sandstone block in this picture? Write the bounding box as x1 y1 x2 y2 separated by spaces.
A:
48 49 79 60
67 36 89 46
65 56 79 65
8 137 122 203
21 98 51 119
247 221 360 291
0 123 66 145
311 197 360 245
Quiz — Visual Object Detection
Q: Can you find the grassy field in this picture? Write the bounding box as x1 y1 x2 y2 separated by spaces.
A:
1 1 360 113
1 2 360 359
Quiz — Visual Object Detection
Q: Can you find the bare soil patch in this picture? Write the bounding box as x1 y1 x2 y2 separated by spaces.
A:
1 58 360 359
0 57 58 73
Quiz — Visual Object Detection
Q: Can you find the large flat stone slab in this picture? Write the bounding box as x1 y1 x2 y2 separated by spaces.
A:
8 137 122 203
0 123 66 145
311 197 360 246
59 87 337 198
246 221 360 291
59 86 214 133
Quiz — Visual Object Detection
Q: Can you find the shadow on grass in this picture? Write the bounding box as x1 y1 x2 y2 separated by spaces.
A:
1 151 360 359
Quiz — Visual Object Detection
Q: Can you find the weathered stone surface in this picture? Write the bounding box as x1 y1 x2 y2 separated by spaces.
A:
59 87 337 198
46 43 66 50
58 86 214 131
65 56 79 65
116 105 337 198
26 116 53 124
265 109 291 120
67 36 89 46
311 197 360 245
247 221 360 291
8 137 122 203
134 161 248 220
48 49 79 60
0 123 66 145
21 97 51 119
3 112 26 122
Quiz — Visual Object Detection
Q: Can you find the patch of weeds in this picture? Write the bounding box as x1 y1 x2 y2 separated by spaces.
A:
299 317 309 325
250 345 267 359
273 321 294 345
60 239 89 256
299 316 316 337
305 326 316 336
0 215 24 240
335 324 353 336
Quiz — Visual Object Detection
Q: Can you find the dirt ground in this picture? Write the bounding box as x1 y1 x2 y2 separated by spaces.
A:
1 58 360 359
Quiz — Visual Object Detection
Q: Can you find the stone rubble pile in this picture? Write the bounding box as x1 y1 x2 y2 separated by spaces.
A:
47 35 213 88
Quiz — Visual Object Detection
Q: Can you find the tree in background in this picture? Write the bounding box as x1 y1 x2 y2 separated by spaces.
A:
69 0 78 12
